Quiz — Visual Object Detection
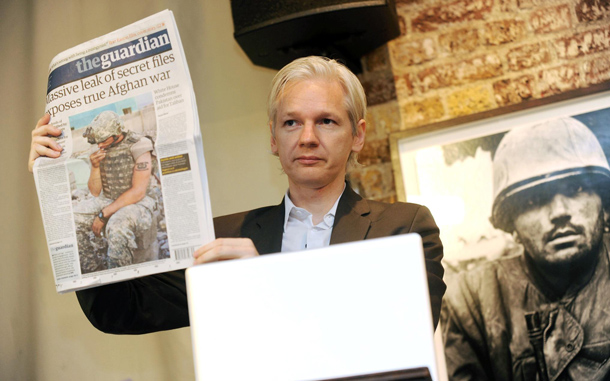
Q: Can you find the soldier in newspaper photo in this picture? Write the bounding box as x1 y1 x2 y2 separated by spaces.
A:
29 11 215 292
68 101 166 274
441 117 610 380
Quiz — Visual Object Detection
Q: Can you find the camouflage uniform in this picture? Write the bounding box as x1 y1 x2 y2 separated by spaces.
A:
74 198 110 273
76 120 158 274
74 192 157 273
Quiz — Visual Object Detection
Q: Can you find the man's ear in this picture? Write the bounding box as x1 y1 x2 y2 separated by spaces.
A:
351 119 366 153
512 231 521 244
270 121 278 155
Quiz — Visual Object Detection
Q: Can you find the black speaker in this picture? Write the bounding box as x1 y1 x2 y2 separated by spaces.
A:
230 0 400 74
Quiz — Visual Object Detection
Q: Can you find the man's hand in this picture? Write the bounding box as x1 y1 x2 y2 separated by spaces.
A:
92 216 106 237
90 149 107 168
28 114 63 172
193 238 259 265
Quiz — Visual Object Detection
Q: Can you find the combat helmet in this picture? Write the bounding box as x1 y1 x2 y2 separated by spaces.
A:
490 117 610 232
82 110 124 144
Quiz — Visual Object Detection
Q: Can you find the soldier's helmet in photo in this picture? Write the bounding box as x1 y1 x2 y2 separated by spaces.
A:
82 110 124 144
490 117 610 232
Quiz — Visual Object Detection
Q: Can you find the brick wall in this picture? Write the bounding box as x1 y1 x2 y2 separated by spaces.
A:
349 0 610 202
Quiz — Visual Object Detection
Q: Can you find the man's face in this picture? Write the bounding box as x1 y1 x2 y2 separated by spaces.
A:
513 181 606 269
270 79 365 189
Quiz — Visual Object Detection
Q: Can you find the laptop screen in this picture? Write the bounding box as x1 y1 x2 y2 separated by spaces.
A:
186 234 438 381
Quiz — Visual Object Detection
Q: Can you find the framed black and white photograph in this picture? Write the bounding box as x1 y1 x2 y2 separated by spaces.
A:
391 87 610 380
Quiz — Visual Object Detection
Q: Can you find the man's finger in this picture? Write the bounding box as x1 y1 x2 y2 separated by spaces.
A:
32 121 61 138
194 247 257 265
34 143 62 158
33 135 63 151
193 238 254 258
193 238 258 265
36 114 51 128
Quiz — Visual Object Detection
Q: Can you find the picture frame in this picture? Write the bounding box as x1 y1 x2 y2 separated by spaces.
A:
397 81 610 380
389 82 610 268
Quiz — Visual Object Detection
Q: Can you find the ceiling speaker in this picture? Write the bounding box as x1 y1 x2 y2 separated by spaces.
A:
231 0 400 73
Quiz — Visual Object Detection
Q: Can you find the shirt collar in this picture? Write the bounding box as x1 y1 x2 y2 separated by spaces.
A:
283 183 346 231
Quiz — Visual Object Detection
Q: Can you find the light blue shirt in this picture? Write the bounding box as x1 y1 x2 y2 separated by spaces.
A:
281 187 344 252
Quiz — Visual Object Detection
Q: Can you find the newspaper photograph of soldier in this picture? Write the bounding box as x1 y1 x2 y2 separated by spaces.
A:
399 107 610 380
67 93 168 275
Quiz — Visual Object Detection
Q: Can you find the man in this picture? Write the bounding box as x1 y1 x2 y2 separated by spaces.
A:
29 56 445 334
73 110 159 273
441 117 610 380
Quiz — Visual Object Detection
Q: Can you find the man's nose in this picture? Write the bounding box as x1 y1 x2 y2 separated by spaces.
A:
548 193 571 224
299 122 319 146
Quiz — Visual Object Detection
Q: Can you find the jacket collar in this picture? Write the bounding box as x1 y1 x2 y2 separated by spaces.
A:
250 182 372 254
330 183 372 245
251 202 285 255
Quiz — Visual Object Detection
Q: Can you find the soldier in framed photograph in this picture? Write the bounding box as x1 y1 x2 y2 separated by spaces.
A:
441 117 610 380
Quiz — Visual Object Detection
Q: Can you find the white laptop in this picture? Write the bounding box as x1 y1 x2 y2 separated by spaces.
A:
185 233 439 381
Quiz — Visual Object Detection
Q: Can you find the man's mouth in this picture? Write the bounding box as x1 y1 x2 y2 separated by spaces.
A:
551 229 577 239
547 228 580 248
296 156 322 165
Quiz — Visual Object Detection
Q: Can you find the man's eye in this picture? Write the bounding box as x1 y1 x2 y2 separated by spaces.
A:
284 120 297 127
321 118 335 125
566 184 584 197
572 185 583 195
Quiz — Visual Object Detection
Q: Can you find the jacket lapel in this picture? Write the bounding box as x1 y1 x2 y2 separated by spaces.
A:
249 200 285 255
250 185 371 253
330 184 371 245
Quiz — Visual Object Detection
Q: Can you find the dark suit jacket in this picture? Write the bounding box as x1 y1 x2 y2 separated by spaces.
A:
76 185 446 334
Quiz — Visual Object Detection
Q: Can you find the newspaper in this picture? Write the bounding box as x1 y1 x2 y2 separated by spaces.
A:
33 10 215 293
